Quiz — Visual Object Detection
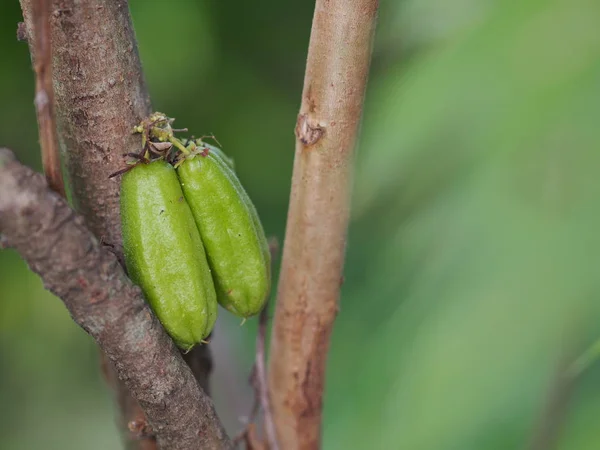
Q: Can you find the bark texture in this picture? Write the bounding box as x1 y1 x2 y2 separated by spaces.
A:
21 0 151 253
30 0 66 197
18 0 215 446
267 1 379 448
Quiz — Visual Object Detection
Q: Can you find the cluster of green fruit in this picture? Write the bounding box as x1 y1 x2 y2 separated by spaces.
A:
117 113 271 351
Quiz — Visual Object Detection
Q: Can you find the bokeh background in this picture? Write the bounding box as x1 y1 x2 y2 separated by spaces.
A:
1 0 600 449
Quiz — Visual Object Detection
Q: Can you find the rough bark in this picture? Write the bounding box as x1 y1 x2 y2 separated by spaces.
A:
18 0 215 446
267 1 379 448
30 0 66 197
20 0 149 253
0 148 232 450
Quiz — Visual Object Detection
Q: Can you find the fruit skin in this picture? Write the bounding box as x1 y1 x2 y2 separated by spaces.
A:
176 148 271 318
197 140 235 171
120 160 217 350
209 145 235 170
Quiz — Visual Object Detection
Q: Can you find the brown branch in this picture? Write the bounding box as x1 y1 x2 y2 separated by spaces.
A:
267 1 379 449
19 0 150 253
235 238 280 450
0 148 232 450
19 0 215 446
256 306 278 450
30 0 65 197
257 239 280 450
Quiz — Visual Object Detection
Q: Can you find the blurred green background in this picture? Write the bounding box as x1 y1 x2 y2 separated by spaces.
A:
1 0 600 449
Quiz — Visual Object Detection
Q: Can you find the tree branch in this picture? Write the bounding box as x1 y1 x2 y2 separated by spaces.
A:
30 0 65 197
256 240 280 450
0 148 232 450
234 238 280 450
527 350 579 450
19 0 215 445
267 1 379 448
256 298 279 450
19 0 149 253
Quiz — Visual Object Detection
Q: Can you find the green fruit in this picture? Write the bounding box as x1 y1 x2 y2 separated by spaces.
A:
176 148 271 318
183 139 235 170
120 160 217 350
202 141 236 171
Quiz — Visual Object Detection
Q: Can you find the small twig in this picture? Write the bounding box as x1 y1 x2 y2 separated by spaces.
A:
257 239 280 450
566 338 600 378
31 0 65 197
199 133 223 149
232 363 261 447
527 351 578 450
234 423 266 450
245 424 267 450
234 238 280 450
249 307 278 450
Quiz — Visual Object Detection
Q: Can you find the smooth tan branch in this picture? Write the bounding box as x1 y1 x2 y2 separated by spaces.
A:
268 0 379 448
